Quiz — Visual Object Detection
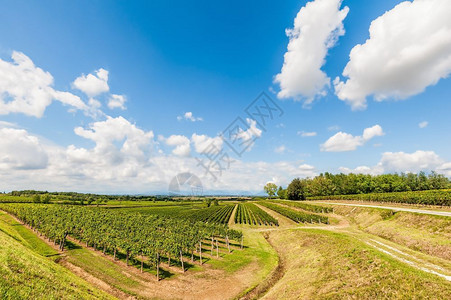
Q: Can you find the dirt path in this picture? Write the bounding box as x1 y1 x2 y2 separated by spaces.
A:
364 238 451 281
228 204 238 226
315 202 451 217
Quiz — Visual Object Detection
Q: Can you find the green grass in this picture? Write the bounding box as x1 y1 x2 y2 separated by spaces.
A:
264 228 451 299
0 212 58 257
0 213 113 299
63 241 143 295
207 225 278 297
332 206 451 261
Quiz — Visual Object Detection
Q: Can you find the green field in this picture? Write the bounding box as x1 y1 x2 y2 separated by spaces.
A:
1 195 450 299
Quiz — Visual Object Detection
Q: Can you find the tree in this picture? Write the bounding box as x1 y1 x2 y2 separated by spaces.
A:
213 198 219 206
264 183 278 199
287 178 306 200
277 186 287 199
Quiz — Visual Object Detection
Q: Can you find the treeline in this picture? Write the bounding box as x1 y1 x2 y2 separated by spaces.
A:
5 190 176 204
277 172 450 200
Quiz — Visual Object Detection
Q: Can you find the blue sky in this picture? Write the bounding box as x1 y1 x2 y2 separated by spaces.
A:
1 0 450 194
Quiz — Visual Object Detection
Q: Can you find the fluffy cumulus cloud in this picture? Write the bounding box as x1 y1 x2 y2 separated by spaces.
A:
0 127 48 170
72 68 109 97
191 134 223 154
207 161 317 193
0 51 88 118
379 150 443 173
164 135 191 157
0 119 322 193
73 116 154 165
340 150 451 176
338 165 379 175
334 0 451 110
321 124 384 152
177 112 203 122
233 118 262 151
275 0 349 105
108 94 127 110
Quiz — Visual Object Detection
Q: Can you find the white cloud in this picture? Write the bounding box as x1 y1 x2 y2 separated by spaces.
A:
298 131 317 137
108 94 127 110
327 125 340 131
0 127 48 170
164 135 191 157
274 0 349 105
339 150 450 176
73 116 154 164
339 165 380 175
418 121 428 128
73 68 109 98
0 121 18 128
379 150 443 173
436 162 451 177
321 124 384 152
0 118 322 193
334 0 451 110
177 112 203 122
234 118 262 150
191 134 223 154
0 51 88 118
274 145 286 154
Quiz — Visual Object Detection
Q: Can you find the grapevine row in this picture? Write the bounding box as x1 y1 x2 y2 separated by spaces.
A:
270 200 333 213
183 205 235 224
307 189 451 206
234 203 278 226
259 202 329 224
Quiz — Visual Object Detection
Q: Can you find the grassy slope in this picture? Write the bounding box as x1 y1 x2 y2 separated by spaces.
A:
64 241 144 296
264 229 451 299
332 206 451 261
0 212 113 300
211 225 278 294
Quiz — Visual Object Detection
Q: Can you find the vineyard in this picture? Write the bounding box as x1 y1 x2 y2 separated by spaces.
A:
183 204 236 224
0 195 33 203
234 203 279 226
307 189 451 206
0 204 242 280
259 202 329 224
270 200 333 213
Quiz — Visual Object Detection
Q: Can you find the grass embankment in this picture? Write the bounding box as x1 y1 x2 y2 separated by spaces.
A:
264 229 451 299
331 206 451 261
0 211 113 299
